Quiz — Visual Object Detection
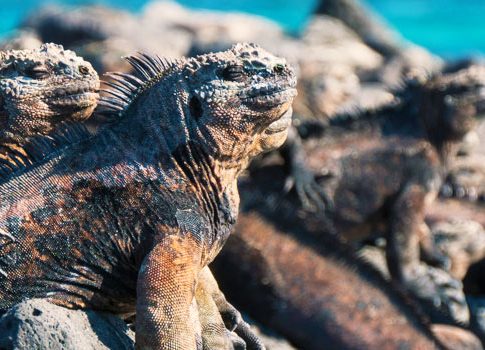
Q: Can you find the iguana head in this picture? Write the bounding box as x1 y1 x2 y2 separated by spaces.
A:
418 64 485 142
183 43 297 164
0 43 99 142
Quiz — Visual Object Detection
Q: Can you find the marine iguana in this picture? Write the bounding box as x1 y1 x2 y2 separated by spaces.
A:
290 64 485 209
251 66 485 324
0 42 297 349
0 43 99 144
285 64 485 209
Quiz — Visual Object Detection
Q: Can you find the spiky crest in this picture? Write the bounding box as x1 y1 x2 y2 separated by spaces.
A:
97 53 181 118
0 123 90 183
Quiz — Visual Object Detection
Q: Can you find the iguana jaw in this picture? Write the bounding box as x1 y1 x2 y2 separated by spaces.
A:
242 87 297 110
30 75 99 121
258 106 293 152
265 102 294 135
49 90 99 120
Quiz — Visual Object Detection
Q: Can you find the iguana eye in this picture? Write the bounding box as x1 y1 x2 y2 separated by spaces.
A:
221 65 246 82
25 64 49 79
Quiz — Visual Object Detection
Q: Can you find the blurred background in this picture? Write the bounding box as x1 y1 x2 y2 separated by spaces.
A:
1 0 485 58
2 1 485 349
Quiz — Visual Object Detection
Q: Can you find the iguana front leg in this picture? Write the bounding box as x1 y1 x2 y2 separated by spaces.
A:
136 235 202 350
387 183 430 282
386 184 468 324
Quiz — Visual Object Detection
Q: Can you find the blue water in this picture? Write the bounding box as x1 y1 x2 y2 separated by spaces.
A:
0 0 484 58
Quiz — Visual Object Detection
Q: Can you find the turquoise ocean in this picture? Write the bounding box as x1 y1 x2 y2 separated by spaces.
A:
1 0 484 59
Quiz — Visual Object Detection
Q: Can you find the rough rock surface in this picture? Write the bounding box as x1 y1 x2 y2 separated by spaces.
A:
0 299 294 350
0 30 42 51
0 299 134 350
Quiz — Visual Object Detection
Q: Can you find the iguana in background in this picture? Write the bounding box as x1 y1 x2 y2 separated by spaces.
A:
0 43 99 144
288 64 485 209
254 65 485 324
0 42 296 349
0 43 99 182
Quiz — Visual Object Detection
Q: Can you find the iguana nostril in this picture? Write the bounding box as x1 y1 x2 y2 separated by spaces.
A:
273 64 285 74
79 65 90 75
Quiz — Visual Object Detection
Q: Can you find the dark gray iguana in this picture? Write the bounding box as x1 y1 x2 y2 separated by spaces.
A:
0 43 297 349
288 64 485 210
256 65 485 324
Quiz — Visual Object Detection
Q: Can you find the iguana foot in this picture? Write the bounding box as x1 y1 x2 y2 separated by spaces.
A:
219 302 265 350
420 247 451 270
234 320 266 350
284 163 333 212
197 267 265 349
441 167 485 203
226 330 246 350
218 301 242 331
403 264 469 325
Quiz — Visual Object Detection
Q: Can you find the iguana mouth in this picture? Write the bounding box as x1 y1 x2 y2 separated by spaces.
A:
265 107 292 135
47 79 99 107
48 79 99 111
243 87 297 109
50 92 99 109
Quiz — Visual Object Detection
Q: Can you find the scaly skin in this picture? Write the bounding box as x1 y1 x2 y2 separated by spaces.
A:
1 44 245 349
0 43 99 144
0 43 296 349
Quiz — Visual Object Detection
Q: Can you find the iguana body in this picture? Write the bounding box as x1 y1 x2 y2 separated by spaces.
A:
283 64 485 209
302 64 485 165
0 43 297 349
0 43 256 349
215 211 483 349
